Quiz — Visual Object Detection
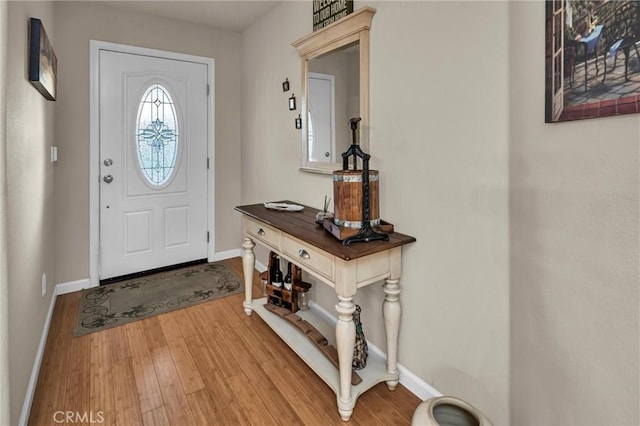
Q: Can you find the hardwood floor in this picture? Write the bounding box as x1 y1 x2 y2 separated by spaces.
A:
28 258 421 425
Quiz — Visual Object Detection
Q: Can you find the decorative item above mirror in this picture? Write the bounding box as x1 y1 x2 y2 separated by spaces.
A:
292 7 376 174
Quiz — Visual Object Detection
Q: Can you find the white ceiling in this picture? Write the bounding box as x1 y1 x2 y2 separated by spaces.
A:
96 1 282 32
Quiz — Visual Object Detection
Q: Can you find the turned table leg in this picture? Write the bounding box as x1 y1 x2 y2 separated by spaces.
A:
383 277 401 390
242 237 255 315
335 295 356 421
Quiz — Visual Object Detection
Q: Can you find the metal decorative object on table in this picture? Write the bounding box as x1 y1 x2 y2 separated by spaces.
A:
335 117 388 245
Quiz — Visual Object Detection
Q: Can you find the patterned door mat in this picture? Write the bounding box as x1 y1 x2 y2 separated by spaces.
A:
74 261 243 336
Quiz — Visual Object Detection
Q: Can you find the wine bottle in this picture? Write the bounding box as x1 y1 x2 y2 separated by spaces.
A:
272 257 283 288
269 252 277 283
284 262 293 291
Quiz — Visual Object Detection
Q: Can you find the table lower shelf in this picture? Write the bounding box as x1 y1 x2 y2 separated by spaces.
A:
249 297 395 403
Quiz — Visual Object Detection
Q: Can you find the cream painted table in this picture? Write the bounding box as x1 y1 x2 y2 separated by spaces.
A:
235 202 416 421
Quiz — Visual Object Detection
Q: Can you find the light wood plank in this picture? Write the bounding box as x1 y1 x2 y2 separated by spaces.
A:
89 330 116 425
112 361 144 426
166 337 205 395
261 360 338 425
156 313 183 343
196 296 233 331
171 307 200 339
214 320 302 425
124 321 164 414
106 324 132 366
371 381 421 421
150 345 197 425
142 317 167 352
184 334 249 425
226 372 281 425
185 388 223 425
200 327 243 379
63 332 92 426
189 303 222 335
357 382 417 425
141 406 170 426
218 296 276 366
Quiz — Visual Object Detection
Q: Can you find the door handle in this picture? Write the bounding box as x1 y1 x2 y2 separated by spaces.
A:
103 175 114 184
103 158 113 166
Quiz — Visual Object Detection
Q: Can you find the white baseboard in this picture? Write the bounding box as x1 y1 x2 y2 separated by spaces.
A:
214 249 266 272
56 278 92 295
213 249 267 274
212 248 242 261
18 287 59 426
308 300 442 402
396 360 443 401
255 260 267 272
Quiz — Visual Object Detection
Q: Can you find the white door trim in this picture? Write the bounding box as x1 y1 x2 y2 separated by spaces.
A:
89 40 215 287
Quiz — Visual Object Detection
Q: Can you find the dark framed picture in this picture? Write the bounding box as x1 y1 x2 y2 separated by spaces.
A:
282 78 290 92
295 114 302 129
289 93 296 110
29 18 57 101
545 1 640 122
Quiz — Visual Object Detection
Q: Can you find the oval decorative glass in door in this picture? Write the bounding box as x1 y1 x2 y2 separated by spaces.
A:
136 83 179 187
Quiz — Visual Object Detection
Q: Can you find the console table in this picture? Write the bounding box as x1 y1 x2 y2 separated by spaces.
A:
235 202 416 421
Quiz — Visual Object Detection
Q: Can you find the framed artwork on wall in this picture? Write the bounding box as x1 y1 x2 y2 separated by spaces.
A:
545 0 640 122
29 18 57 101
289 93 296 110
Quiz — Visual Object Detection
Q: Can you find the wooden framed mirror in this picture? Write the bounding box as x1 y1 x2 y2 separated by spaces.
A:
292 7 376 174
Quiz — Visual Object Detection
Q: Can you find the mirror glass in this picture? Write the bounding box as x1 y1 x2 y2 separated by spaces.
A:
306 43 359 165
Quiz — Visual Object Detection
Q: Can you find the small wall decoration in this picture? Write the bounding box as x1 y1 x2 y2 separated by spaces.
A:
545 1 640 122
289 93 296 110
29 18 57 101
295 114 302 129
282 78 290 92
313 0 354 31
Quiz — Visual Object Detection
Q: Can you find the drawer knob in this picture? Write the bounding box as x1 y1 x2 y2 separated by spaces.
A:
257 228 266 236
298 249 311 259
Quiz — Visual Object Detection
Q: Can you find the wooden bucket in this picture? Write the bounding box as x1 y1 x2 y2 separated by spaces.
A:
333 170 380 229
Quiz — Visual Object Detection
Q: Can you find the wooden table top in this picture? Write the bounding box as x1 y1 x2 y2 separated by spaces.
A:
235 202 416 261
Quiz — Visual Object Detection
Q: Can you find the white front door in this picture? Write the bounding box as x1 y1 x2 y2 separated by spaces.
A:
99 49 209 280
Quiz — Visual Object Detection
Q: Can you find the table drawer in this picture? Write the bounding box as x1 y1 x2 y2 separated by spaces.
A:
282 235 333 281
245 217 281 249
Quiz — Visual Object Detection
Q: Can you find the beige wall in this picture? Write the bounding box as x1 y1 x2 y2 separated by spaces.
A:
53 1 242 284
509 2 639 425
370 3 510 421
6 1 57 422
0 1 9 424
243 1 510 423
